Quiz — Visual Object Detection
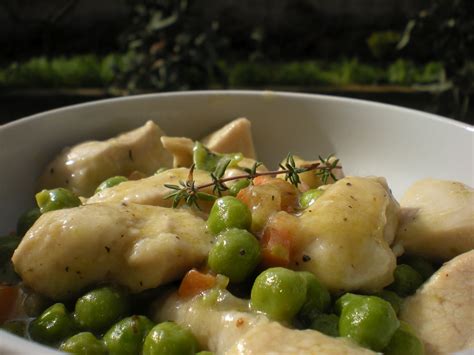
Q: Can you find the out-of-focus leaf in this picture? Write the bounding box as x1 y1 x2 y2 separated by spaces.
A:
147 12 178 32
397 20 416 50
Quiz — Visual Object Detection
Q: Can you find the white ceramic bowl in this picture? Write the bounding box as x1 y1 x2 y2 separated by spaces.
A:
0 91 472 354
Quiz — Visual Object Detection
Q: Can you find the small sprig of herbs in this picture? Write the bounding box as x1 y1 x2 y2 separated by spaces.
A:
165 154 341 209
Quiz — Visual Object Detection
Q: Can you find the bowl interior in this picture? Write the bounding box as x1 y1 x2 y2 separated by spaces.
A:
1 91 472 234
0 90 472 352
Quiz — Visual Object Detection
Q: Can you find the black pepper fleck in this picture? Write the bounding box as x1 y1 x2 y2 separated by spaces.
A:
65 266 69 272
302 255 311 262
105 246 111 253
271 195 275 201
343 217 347 221
239 249 246 256
346 182 352 186
348 205 353 208
50 168 55 174
129 149 134 161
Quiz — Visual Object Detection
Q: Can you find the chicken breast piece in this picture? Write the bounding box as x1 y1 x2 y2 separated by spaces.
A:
160 118 257 169
160 136 195 168
38 121 172 197
202 118 256 159
395 179 474 261
295 176 399 292
155 290 374 355
87 168 216 211
87 166 266 212
400 250 474 354
12 203 212 300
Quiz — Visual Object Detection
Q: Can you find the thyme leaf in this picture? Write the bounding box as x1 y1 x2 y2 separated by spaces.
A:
165 154 341 208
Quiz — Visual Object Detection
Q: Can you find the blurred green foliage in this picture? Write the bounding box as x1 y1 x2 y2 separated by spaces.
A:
398 0 473 118
1 56 445 89
112 0 228 92
367 31 401 60
0 55 122 88
229 59 442 87
387 60 445 85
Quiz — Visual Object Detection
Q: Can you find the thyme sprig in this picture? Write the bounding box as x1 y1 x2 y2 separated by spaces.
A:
165 154 341 209
164 165 216 209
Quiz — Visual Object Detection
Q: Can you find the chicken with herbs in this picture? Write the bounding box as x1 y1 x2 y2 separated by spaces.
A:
12 203 212 299
395 178 474 261
38 121 172 197
1 118 472 355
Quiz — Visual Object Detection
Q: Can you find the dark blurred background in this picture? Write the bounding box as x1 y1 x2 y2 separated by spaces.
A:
0 0 472 124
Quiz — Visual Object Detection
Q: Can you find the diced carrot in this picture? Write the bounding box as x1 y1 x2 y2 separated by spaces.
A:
253 175 272 186
0 286 19 323
260 224 292 268
236 187 251 206
178 269 217 298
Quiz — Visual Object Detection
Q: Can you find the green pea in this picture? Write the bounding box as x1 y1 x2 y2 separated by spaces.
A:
207 196 252 235
103 315 154 355
74 286 130 332
193 142 243 172
339 296 399 351
384 322 424 355
300 189 324 209
251 267 307 321
60 332 107 354
309 313 339 337
95 176 128 193
228 179 250 196
298 271 331 321
1 320 28 337
402 256 435 281
29 303 76 344
16 208 41 236
375 290 403 315
35 188 81 213
334 293 364 315
142 321 198 355
208 228 261 283
389 264 424 297
193 142 219 171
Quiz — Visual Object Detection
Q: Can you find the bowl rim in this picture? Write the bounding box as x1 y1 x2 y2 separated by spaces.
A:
1 90 472 132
